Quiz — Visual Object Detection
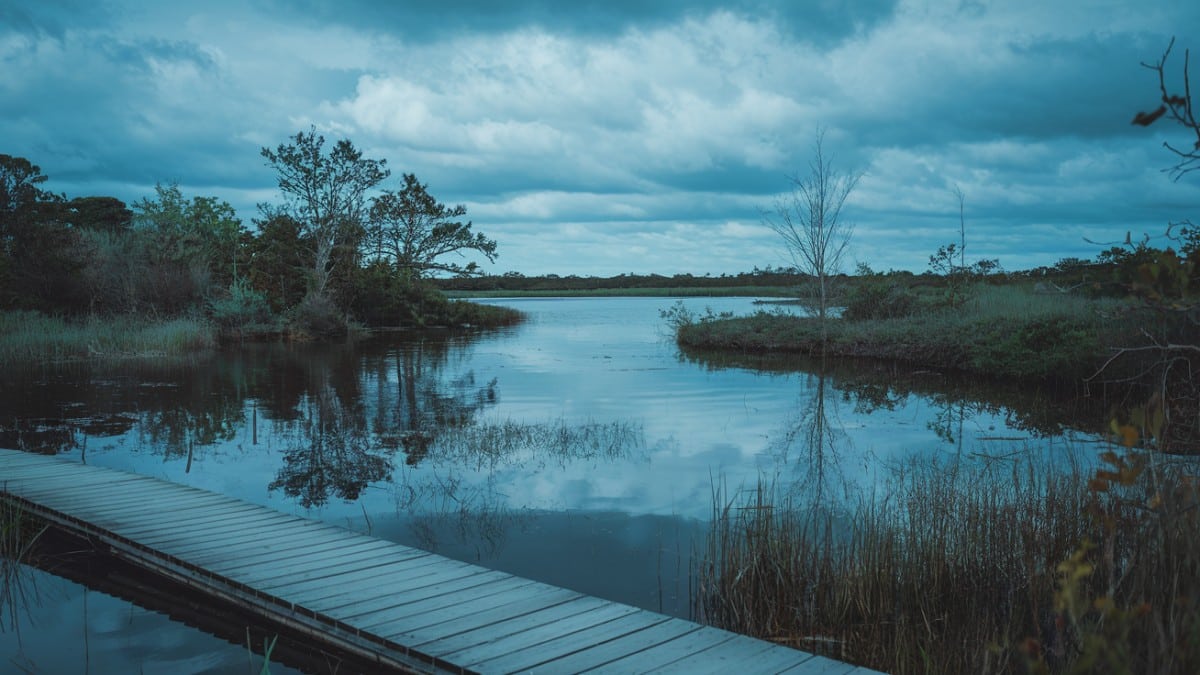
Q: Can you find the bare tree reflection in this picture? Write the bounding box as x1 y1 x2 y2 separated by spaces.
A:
771 357 854 504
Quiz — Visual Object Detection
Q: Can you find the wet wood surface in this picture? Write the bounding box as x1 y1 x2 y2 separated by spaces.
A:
1 448 883 674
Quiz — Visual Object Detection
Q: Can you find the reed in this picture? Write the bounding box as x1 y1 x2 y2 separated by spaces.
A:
695 450 1200 673
1 496 47 632
0 310 216 363
677 284 1139 381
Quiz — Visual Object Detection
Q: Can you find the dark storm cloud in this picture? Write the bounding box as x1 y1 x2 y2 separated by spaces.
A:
0 0 109 39
263 0 898 45
2 0 1197 275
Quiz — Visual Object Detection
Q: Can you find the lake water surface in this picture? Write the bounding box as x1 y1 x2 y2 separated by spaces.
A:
1 297 1105 672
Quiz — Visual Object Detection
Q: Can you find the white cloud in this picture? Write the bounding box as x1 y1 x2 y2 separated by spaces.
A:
1 0 1196 276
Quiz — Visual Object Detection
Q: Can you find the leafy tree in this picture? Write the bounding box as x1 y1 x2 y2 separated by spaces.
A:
245 209 311 312
64 196 133 234
367 173 497 279
0 154 83 310
134 182 244 288
763 130 861 327
261 128 389 300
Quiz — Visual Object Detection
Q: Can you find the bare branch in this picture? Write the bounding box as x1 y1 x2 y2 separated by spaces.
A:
1137 37 1200 180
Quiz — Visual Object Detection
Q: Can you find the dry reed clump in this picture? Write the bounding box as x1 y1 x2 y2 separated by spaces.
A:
0 310 216 363
694 451 1200 674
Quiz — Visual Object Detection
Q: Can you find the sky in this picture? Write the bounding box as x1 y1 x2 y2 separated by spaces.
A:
2 0 1198 276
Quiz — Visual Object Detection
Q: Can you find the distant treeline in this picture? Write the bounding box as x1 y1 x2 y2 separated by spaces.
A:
433 254 1163 295
434 267 811 293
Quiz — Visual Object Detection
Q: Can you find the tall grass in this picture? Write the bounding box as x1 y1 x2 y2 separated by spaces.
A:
0 310 216 363
1 496 47 632
695 449 1200 674
678 284 1140 381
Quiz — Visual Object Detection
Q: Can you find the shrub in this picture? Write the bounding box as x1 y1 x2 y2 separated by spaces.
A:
843 277 918 320
208 279 276 337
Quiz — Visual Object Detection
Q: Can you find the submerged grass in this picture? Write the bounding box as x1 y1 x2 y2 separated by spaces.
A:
695 450 1200 674
0 310 217 364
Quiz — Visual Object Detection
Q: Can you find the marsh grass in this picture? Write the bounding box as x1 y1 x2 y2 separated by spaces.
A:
1 496 47 633
0 310 216 364
695 450 1200 673
678 284 1141 381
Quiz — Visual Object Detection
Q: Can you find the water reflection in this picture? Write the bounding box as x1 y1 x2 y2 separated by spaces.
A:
767 363 854 504
682 348 1107 442
1 297 1115 673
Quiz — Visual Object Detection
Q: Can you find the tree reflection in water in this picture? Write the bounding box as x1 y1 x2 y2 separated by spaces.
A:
269 383 395 508
769 359 855 504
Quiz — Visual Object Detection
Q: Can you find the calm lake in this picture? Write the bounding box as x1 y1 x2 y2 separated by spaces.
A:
1 296 1105 672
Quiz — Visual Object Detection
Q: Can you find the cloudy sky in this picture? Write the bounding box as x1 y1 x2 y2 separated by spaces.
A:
2 1 1197 276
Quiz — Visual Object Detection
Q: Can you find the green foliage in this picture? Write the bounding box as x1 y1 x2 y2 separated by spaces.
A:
0 310 216 363
968 316 1100 380
261 128 389 297
208 280 276 337
349 262 521 328
678 284 1127 382
244 210 311 312
843 269 918 320
64 196 132 234
134 181 245 291
1022 447 1200 674
367 173 497 279
0 154 84 312
288 292 349 338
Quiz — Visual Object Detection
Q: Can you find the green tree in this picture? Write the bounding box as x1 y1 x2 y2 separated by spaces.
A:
261 128 389 300
64 196 133 234
367 173 497 279
0 154 83 310
244 209 311 312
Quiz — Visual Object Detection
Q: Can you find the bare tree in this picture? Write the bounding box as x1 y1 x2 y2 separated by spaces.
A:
1134 37 1200 180
764 130 862 326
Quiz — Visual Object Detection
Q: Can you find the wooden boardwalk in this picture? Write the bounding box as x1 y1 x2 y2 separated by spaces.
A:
0 448 882 674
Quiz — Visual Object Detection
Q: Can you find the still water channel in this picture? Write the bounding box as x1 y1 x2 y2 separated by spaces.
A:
1 297 1105 672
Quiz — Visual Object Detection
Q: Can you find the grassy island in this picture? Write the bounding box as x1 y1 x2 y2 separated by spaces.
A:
675 284 1142 382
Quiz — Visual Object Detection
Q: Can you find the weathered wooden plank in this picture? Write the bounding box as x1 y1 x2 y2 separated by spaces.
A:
212 538 405 585
460 607 681 671
190 533 395 576
1 471 153 497
648 635 821 674
586 626 739 672
0 449 882 675
352 577 547 636
137 515 339 556
401 585 585 648
252 547 463 593
432 599 645 663
776 656 863 674
56 493 264 530
282 563 501 613
205 535 393 580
